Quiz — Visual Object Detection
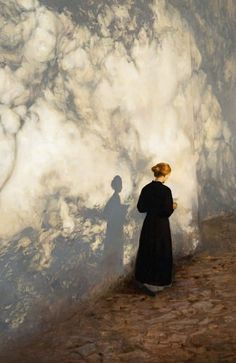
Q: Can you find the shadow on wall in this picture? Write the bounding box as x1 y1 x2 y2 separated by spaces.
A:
0 175 133 346
102 175 129 276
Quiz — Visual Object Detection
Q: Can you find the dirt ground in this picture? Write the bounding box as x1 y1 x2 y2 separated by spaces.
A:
1 214 236 363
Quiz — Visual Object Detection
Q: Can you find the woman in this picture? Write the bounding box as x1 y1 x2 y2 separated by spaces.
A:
135 162 177 296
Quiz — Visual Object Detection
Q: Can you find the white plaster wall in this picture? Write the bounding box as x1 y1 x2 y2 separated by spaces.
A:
0 0 235 344
170 0 236 218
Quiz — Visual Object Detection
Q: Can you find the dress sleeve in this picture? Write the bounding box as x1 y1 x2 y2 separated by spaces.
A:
137 187 149 213
159 188 174 218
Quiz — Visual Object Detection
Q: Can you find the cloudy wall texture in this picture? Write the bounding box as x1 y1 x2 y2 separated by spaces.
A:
0 0 235 343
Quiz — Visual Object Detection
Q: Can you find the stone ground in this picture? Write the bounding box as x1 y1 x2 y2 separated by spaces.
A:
1 214 236 363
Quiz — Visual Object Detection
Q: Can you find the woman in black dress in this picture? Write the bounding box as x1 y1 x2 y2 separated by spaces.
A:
135 162 177 296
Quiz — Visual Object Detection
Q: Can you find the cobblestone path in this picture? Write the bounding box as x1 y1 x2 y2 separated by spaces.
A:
1 214 236 363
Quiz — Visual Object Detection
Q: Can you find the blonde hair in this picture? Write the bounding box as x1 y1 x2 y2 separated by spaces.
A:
151 162 171 177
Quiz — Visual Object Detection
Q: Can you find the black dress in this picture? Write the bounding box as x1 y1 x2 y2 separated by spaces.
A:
135 181 174 286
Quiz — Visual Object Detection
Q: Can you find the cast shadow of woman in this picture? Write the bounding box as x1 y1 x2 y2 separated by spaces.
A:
102 175 128 276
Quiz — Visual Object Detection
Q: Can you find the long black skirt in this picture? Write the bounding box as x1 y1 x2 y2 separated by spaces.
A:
135 214 173 286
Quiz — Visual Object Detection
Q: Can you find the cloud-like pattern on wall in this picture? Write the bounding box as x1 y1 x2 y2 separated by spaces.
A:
0 0 235 343
169 0 236 217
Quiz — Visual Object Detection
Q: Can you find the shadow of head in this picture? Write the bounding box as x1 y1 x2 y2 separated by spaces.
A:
111 175 122 193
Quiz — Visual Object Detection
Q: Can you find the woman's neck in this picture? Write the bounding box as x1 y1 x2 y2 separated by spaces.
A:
155 176 165 183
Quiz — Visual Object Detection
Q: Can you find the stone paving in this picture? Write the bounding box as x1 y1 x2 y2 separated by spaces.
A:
1 214 236 363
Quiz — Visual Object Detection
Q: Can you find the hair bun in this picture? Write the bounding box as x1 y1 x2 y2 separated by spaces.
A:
151 162 171 177
151 165 159 172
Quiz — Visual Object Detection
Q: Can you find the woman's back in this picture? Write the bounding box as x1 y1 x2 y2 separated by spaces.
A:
137 181 174 218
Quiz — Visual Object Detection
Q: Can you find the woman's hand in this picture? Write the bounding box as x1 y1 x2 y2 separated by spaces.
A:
173 202 178 209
